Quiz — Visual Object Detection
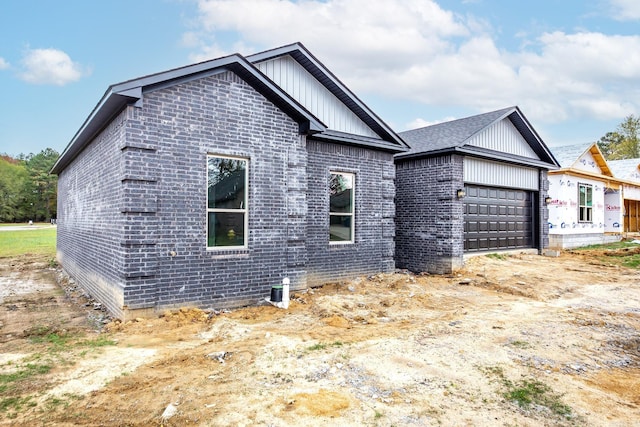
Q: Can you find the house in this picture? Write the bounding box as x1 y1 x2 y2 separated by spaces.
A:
608 158 640 233
394 106 559 274
51 43 408 320
547 142 623 248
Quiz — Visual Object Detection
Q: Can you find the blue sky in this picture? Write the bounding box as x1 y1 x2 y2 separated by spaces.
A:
1 0 640 157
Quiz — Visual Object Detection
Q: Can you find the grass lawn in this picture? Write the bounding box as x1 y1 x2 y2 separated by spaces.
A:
572 240 640 269
0 226 57 258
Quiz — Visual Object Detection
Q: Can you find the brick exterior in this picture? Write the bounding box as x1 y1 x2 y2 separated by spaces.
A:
395 155 551 275
57 70 397 319
306 140 396 285
57 110 128 317
395 154 465 274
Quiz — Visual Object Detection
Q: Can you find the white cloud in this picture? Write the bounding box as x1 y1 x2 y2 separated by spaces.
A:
405 116 457 130
19 48 89 85
0 57 9 70
191 0 468 65
185 0 640 129
512 31 640 121
608 0 640 20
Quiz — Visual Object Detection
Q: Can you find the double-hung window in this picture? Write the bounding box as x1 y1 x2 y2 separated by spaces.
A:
207 155 248 248
329 172 354 243
578 183 593 222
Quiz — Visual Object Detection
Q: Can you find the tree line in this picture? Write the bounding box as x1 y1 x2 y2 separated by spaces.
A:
597 115 640 160
0 148 59 223
0 115 637 224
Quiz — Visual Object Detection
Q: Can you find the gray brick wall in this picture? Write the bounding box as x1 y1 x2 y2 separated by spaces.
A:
306 140 396 285
57 70 398 319
395 154 465 274
395 155 551 274
126 71 299 312
57 110 128 318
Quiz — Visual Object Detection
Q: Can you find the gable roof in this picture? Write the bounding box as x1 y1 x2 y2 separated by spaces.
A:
550 142 594 168
549 142 613 177
247 43 408 152
396 106 559 168
53 43 406 174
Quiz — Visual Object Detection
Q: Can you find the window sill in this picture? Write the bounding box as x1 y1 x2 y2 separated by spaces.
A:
329 241 355 247
205 248 250 259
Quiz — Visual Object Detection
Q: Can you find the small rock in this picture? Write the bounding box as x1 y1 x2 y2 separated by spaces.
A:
207 351 229 363
161 403 177 421
458 278 472 285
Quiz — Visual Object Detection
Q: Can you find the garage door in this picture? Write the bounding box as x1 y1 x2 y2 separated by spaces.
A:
464 185 535 252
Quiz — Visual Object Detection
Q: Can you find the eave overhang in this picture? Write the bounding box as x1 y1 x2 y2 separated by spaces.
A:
395 145 559 170
586 144 613 177
311 130 408 153
548 167 625 190
52 53 327 175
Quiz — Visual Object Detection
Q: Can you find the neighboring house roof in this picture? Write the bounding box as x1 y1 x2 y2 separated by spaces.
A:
549 142 613 177
396 106 559 168
52 42 406 174
551 142 595 168
608 158 640 182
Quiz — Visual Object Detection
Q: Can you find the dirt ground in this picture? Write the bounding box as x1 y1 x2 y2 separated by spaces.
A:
1 250 639 426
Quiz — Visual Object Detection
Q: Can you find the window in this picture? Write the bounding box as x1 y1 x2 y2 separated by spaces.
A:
578 183 593 222
207 155 248 248
329 172 354 243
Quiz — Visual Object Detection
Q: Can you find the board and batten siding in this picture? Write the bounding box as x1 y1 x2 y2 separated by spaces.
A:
464 158 539 191
468 118 539 159
255 55 378 138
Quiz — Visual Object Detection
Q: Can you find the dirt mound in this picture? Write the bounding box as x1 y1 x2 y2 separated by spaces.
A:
2 252 640 426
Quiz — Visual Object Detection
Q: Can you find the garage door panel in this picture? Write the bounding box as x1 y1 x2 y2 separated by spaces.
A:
464 185 535 252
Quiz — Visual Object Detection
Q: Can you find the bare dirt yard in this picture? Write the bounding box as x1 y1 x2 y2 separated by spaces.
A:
1 250 639 426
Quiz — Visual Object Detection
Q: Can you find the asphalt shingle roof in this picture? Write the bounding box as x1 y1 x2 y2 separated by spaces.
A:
399 107 515 156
